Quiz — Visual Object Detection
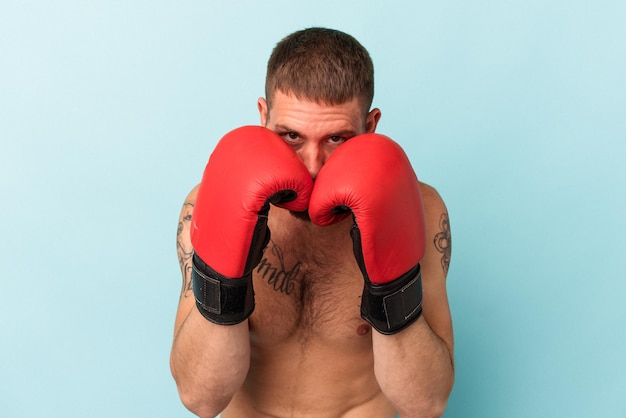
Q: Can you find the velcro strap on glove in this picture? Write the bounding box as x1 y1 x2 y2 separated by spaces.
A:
360 264 423 335
191 253 255 325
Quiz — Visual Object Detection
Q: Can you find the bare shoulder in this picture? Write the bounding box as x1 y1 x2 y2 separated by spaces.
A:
182 184 200 207
418 182 447 216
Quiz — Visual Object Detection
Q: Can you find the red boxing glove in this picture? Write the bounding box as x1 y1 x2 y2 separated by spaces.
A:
309 134 426 334
191 126 312 325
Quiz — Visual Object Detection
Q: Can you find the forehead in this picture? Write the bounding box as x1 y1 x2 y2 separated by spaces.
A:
267 91 366 134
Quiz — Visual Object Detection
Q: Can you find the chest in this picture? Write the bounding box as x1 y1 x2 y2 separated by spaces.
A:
249 213 367 342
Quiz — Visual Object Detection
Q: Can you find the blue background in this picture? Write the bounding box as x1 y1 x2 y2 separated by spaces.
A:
1 1 625 417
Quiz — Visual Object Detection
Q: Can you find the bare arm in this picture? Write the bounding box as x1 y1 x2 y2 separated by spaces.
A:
170 186 251 417
373 184 454 417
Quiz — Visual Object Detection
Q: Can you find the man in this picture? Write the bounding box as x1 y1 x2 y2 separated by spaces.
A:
171 27 454 417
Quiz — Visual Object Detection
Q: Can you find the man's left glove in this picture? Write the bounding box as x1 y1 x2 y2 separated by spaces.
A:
309 133 426 334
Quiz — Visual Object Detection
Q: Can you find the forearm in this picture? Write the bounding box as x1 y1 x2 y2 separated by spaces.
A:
373 316 454 418
170 307 250 417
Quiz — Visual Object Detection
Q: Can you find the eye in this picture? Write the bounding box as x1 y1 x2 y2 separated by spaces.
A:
280 131 299 142
328 135 348 144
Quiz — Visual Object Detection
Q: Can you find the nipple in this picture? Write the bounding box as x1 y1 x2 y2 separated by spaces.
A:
356 324 371 336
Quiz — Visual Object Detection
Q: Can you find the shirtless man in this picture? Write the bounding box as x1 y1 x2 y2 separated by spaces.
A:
171 27 454 418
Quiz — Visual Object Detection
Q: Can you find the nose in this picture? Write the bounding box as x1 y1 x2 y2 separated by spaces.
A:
298 144 326 180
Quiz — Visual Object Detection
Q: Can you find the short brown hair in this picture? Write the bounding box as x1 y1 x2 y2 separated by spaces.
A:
265 27 374 112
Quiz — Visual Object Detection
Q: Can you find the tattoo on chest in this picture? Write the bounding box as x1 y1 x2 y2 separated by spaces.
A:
256 241 301 295
434 212 452 276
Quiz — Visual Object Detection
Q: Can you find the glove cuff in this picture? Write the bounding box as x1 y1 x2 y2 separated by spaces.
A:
361 264 423 335
191 253 255 325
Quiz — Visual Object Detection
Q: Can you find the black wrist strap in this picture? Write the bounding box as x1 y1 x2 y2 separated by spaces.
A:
360 264 423 335
191 253 255 325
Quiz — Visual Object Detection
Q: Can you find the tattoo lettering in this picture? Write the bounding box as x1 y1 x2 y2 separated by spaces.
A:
177 202 194 299
256 242 301 295
433 212 452 276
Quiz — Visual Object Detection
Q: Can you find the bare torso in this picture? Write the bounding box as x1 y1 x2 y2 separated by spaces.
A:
221 206 397 418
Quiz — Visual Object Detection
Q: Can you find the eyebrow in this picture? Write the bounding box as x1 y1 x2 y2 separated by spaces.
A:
331 129 359 137
274 124 299 134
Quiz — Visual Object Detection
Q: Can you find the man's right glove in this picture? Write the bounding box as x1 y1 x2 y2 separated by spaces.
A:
190 126 313 325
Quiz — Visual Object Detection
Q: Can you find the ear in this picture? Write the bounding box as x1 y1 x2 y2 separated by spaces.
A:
365 108 382 133
257 97 268 126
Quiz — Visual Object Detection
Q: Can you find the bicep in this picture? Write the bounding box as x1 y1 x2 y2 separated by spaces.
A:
173 185 200 336
419 183 454 358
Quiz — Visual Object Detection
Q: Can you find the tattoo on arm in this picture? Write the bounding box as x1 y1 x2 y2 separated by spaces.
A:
177 202 194 299
434 212 452 276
